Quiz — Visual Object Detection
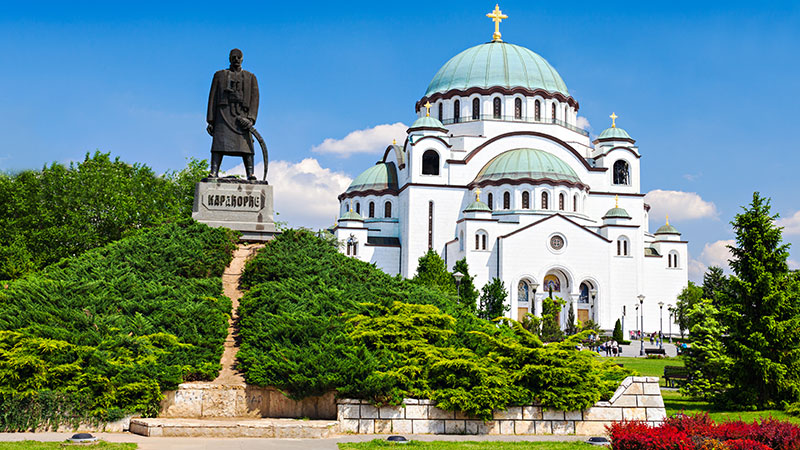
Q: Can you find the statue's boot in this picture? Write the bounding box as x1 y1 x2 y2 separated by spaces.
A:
209 153 223 178
244 154 257 181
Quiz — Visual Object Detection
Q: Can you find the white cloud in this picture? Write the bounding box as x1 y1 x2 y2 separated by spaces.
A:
645 190 719 224
682 173 702 182
789 259 800 270
688 240 735 282
311 122 408 158
576 116 591 131
688 258 707 283
776 211 800 236
222 158 352 229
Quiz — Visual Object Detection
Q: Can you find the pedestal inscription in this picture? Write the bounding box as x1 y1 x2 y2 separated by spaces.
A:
192 179 278 241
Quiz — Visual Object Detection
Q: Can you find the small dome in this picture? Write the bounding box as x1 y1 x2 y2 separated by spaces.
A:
656 223 681 235
474 148 582 186
346 162 398 194
597 127 632 141
425 41 569 97
410 116 446 130
464 199 492 213
339 209 364 221
604 207 631 219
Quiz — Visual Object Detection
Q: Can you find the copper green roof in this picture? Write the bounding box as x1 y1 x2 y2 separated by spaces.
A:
474 148 582 185
597 127 632 140
603 207 631 219
410 116 446 129
339 210 364 221
656 223 681 235
425 41 569 97
464 199 492 213
346 162 398 194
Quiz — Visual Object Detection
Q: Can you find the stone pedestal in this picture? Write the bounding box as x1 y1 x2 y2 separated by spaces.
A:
192 178 278 241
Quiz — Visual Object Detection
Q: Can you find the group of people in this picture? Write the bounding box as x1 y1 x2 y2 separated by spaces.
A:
598 339 621 356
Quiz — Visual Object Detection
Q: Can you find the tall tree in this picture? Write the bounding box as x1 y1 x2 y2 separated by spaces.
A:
541 295 565 342
702 266 728 302
675 282 704 338
413 249 456 295
477 277 508 320
565 305 578 335
612 319 624 343
452 258 479 311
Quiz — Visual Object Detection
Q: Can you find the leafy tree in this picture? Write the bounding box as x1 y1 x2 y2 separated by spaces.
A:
681 298 732 401
675 282 704 338
452 258 479 310
702 266 728 303
612 319 624 342
477 277 508 320
541 295 565 342
413 249 456 295
565 304 578 335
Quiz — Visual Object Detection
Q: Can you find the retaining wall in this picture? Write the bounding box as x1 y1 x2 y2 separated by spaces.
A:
337 376 665 435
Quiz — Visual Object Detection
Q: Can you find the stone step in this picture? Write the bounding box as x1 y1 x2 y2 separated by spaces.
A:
130 418 338 438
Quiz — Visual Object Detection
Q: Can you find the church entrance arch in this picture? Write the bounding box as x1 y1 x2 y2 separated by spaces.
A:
516 277 537 320
542 267 572 329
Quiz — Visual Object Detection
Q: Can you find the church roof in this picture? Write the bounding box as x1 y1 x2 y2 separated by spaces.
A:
346 162 398 194
597 126 632 141
464 199 492 213
655 223 681 235
603 207 631 219
474 148 582 186
425 41 569 97
339 210 364 221
409 116 446 130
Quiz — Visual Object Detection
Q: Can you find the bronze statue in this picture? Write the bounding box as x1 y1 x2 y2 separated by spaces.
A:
207 48 268 181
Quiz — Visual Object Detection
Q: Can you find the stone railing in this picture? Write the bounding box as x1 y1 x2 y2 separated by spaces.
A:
337 376 665 435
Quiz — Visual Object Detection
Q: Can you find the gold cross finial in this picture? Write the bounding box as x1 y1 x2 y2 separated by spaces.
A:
486 4 508 42
475 188 482 201
610 112 618 128
424 101 432 117
392 139 397 145
615 195 619 208
666 214 670 226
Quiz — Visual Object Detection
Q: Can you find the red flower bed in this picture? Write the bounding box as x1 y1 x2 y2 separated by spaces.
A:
608 414 800 450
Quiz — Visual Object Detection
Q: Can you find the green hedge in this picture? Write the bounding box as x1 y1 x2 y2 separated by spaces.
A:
237 230 630 420
0 220 238 430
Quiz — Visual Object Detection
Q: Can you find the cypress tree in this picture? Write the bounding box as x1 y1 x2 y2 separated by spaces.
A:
612 319 624 342
452 258 479 311
413 249 456 295
478 277 508 320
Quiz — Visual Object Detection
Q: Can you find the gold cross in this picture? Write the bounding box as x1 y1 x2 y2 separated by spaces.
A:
486 4 508 42
610 112 618 128
475 188 482 201
392 139 397 145
615 194 619 208
424 101 432 117
666 214 670 226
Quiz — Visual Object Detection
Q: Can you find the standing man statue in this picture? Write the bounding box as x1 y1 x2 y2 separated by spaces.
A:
207 48 260 180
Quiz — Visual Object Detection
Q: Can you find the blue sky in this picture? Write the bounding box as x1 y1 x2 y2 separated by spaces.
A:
1 0 799 280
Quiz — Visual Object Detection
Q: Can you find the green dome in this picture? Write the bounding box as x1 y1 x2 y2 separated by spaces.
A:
339 209 364 221
464 199 491 213
604 207 631 219
475 148 582 185
597 127 632 140
346 162 398 194
656 223 681 235
425 41 569 97
410 116 446 129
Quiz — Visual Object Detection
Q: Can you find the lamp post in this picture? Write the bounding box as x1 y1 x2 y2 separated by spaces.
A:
453 272 464 299
658 301 664 349
531 282 539 316
638 295 645 356
622 305 626 340
635 304 639 341
668 305 674 343
589 288 598 322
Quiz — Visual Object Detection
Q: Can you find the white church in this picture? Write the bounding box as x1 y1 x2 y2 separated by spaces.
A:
333 6 687 334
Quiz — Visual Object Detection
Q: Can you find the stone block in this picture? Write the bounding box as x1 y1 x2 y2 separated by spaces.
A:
339 419 359 434
202 389 238 417
494 406 523 420
418 399 434 405
523 406 543 420
360 404 379 419
379 405 404 419
392 420 412 434
445 420 466 434
623 407 647 421
552 421 575 435
339 404 360 420
626 383 644 395
575 421 611 436
429 406 454 419
499 420 515 435
485 420 500 435
643 383 661 395
638 395 665 408
632 376 649 383
515 420 536 434
647 408 667 422
594 401 612 407
338 399 361 404
455 410 477 420
565 410 582 421
465 420 483 435
374 419 392 434
620 376 633 388
612 395 638 407
403 398 419 405
583 407 623 421
646 377 659 383
405 405 428 419
535 420 552 434
358 419 374 434
543 409 565 420
412 419 445 434
192 181 277 241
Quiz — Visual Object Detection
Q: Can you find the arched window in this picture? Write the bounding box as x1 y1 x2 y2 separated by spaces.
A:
522 191 530 209
573 194 578 212
493 97 501 119
669 251 680 268
344 202 349 213
459 230 464 251
558 193 565 211
438 102 443 121
503 191 510 209
422 150 440 175
514 98 522 120
518 280 530 303
541 191 549 209
384 201 392 218
564 106 569 124
355 202 360 215
368 201 375 218
475 230 488 250
613 160 630 185
487 193 493 210
617 237 629 256
454 99 460 123
551 103 557 122
428 201 434 249
346 235 358 256
535 100 541 121
472 97 480 120
579 282 590 303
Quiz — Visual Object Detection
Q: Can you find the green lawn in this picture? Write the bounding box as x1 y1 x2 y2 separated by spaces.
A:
661 390 800 424
339 441 593 449
0 442 135 450
607 356 683 386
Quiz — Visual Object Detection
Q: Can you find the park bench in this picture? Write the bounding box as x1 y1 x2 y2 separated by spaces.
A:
663 365 690 388
644 348 666 356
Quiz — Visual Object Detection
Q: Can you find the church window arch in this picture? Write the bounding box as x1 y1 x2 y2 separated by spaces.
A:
613 160 630 185
518 280 532 304
438 102 443 121
564 105 569 124
475 230 488 250
343 201 349 213
558 193 565 211
422 150 440 175
493 97 502 119
454 99 460 123
368 201 375 218
535 99 541 121
346 235 358 256
503 191 511 209
384 201 392 218
617 236 630 256
487 193 494 210
573 194 578 212
514 97 522 120
522 191 530 209
668 251 680 268
551 103 557 122
355 202 360 215
541 191 549 209
472 97 480 120
579 282 591 304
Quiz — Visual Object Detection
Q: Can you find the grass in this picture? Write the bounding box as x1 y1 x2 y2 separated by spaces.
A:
0 442 136 450
607 355 684 387
339 441 594 449
661 390 800 424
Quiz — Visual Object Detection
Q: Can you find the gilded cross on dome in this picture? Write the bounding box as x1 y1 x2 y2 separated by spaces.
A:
424 101 432 117
610 112 618 128
486 4 508 42
475 188 482 201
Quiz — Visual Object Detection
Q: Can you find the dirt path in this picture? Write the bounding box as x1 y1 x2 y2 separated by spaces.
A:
212 243 264 385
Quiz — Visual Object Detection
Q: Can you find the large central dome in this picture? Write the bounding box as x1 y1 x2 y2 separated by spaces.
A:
474 148 582 186
425 41 569 97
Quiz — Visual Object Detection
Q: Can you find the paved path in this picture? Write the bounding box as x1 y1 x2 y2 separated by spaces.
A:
0 432 591 449
596 340 679 358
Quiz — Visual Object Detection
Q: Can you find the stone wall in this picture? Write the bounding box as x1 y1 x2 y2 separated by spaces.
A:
337 376 665 435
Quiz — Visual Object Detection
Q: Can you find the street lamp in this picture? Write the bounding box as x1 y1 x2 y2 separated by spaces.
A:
638 294 645 356
635 304 639 341
668 305 674 343
531 282 539 316
453 272 464 299
658 301 664 349
589 289 598 322
622 305 626 340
